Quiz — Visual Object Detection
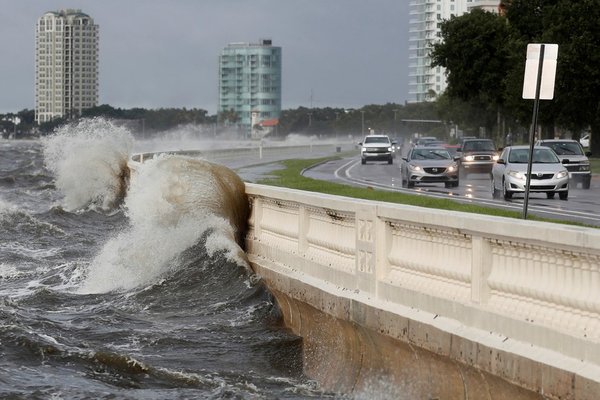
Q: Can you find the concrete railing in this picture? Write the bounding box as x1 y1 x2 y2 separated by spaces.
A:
245 183 600 397
131 143 339 164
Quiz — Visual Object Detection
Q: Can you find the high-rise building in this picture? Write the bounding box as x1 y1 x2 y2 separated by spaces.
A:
408 0 467 103
35 9 99 124
218 39 282 136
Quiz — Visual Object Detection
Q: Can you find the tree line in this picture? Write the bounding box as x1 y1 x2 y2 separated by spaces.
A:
1 99 555 144
2 102 455 141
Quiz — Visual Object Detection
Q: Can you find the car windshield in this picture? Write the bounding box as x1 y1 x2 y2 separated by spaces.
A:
364 136 390 144
508 148 559 163
462 140 495 152
410 149 451 160
545 142 583 155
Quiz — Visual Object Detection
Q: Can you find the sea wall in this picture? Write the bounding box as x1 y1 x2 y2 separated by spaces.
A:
245 183 600 399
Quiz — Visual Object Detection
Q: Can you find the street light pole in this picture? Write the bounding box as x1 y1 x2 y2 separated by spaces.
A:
334 112 339 142
360 110 365 136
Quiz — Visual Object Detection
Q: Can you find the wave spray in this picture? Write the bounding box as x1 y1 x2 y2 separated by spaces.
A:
43 118 250 293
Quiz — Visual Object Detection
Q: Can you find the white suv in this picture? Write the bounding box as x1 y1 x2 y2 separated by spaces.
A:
359 135 394 165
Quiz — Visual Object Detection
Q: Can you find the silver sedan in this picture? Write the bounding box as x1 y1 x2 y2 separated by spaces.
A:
491 145 569 200
401 146 459 188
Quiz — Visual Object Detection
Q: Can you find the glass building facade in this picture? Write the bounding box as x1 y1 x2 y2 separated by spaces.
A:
218 39 282 135
35 9 99 124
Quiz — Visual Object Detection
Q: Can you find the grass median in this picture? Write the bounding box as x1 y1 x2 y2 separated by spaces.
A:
257 156 592 226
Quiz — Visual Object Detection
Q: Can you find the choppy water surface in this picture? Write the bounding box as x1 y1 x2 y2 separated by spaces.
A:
0 121 340 399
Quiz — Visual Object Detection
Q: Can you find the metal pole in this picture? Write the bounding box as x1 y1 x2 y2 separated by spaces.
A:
522 44 545 220
361 111 365 136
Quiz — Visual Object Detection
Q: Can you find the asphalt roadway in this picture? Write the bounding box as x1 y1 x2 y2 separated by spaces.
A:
301 155 600 227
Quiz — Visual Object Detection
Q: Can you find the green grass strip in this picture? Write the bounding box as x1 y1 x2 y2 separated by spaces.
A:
257 156 593 227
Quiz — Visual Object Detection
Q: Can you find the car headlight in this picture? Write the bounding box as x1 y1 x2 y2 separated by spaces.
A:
492 154 500 161
580 164 590 171
507 170 525 180
556 170 568 179
408 164 421 171
463 155 475 162
388 147 392 152
361 147 366 152
447 163 458 172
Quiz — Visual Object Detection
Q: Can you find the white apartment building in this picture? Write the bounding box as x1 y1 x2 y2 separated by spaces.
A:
35 9 99 124
467 0 502 13
409 0 502 102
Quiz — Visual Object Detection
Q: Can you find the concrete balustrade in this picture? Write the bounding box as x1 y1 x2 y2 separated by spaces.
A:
245 183 600 398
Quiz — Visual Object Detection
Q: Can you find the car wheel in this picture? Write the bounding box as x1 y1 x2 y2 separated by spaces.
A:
559 191 569 200
583 176 591 189
453 181 459 188
388 157 393 165
444 182 453 188
546 192 555 199
502 179 512 200
407 180 415 188
491 175 499 198
361 158 366 165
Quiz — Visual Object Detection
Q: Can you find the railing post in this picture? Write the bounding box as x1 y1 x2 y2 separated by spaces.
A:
471 236 492 304
355 206 377 295
298 205 308 255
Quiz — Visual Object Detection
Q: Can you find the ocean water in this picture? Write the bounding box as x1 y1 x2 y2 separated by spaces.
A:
0 120 339 399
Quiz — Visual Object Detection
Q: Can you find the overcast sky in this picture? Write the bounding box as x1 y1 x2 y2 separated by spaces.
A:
0 0 410 114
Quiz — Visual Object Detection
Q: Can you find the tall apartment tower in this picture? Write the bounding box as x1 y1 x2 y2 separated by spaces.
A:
408 0 467 103
218 39 282 135
35 9 99 124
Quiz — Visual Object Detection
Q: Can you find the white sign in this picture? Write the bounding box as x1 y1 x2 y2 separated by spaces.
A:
522 43 558 100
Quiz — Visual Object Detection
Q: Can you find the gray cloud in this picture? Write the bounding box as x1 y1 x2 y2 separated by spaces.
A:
0 0 409 114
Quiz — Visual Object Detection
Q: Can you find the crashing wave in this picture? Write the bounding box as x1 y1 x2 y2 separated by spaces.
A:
42 118 250 293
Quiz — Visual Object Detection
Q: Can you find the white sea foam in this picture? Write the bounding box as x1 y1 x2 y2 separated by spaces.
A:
42 118 133 211
42 119 248 294
0 263 24 280
0 198 17 217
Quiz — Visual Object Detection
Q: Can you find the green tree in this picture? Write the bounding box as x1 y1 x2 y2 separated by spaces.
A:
541 0 600 152
431 9 513 108
430 9 516 143
432 1 600 152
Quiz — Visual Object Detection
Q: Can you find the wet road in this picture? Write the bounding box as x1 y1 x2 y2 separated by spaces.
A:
303 156 600 227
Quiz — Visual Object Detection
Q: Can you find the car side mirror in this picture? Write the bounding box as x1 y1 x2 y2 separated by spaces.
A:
496 159 505 164
561 159 570 164
358 142 362 146
392 141 398 145
454 156 461 161
402 157 408 162
586 151 592 157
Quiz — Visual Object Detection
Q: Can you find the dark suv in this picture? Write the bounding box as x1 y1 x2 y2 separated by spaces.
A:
457 139 498 176
536 139 592 189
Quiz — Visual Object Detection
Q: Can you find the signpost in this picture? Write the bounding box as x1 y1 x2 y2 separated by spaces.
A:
521 44 558 219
